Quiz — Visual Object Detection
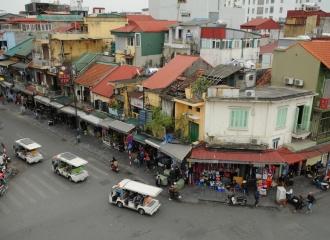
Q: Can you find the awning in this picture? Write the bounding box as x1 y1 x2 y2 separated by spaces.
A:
34 95 51 106
107 120 135 134
49 101 64 109
124 55 134 59
98 117 115 129
145 138 162 149
187 146 288 165
81 114 102 126
11 62 30 70
160 143 192 162
0 60 18 67
60 106 86 118
133 133 148 144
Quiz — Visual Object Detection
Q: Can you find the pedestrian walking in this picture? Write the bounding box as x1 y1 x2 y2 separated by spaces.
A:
292 195 303 214
306 192 315 213
144 152 150 170
254 189 260 207
155 175 162 187
0 93 5 105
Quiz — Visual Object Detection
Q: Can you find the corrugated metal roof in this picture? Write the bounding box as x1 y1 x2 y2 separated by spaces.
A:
37 15 84 22
72 53 100 72
75 63 115 87
91 65 143 97
188 146 297 164
203 64 243 79
240 18 282 30
4 38 33 57
143 55 201 90
299 41 330 69
112 20 178 33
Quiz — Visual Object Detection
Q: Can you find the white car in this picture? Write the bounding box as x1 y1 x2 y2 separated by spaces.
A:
109 179 162 215
13 138 43 164
52 152 89 182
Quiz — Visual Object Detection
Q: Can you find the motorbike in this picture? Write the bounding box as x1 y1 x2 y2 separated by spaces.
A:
0 182 8 197
312 176 329 190
168 188 181 202
224 194 247 206
286 189 304 208
109 158 119 173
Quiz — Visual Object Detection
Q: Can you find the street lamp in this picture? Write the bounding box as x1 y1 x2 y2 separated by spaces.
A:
58 65 80 142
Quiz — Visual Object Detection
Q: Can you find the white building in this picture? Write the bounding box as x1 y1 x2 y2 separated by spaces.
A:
225 0 330 22
199 27 261 67
205 85 316 149
148 0 245 29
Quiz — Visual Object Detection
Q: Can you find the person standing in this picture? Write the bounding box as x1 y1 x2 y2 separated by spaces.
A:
144 152 150 170
254 189 260 207
155 176 162 187
292 195 303 214
306 192 315 213
169 168 176 186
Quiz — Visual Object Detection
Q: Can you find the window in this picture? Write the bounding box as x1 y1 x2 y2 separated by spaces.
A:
258 0 264 5
220 40 232 49
233 40 240 48
257 7 263 14
212 40 220 48
238 75 244 80
188 106 192 110
196 107 200 112
135 33 141 47
273 139 279 149
229 109 249 129
279 7 283 13
243 39 253 48
270 6 274 13
281 0 284 2
265 8 268 13
276 107 287 128
252 8 255 14
127 37 134 46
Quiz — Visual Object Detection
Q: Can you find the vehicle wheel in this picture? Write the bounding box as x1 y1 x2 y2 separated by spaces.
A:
117 201 123 208
224 199 230 205
68 177 73 182
242 200 247 206
0 188 7 197
56 169 60 175
138 208 145 215
15 152 19 157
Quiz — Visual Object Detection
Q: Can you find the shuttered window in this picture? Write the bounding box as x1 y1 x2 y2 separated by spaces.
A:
276 107 287 128
230 109 249 129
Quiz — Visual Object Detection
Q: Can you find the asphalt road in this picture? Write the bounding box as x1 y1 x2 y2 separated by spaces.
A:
1 107 330 240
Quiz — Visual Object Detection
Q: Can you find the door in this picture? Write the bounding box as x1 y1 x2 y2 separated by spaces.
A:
189 122 199 142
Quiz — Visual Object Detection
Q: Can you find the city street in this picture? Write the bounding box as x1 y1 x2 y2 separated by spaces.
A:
1 106 330 240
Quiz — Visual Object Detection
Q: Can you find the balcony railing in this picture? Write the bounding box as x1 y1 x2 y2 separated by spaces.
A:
33 59 51 67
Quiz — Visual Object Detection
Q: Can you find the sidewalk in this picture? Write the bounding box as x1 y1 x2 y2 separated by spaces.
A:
1 101 326 211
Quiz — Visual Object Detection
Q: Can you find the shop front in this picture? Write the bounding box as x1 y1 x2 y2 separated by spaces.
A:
80 114 102 137
59 106 86 129
187 146 291 191
99 118 116 146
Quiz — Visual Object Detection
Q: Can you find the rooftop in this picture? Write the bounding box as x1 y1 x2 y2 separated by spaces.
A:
112 20 178 33
299 41 330 69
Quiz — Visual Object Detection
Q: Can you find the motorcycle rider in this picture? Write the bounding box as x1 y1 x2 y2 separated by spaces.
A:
110 157 118 170
169 182 179 200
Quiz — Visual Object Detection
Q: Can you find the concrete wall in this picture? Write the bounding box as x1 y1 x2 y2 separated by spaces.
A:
205 96 314 148
271 44 320 91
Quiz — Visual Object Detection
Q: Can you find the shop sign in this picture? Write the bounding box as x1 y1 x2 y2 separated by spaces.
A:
253 163 265 167
131 98 143 108
58 66 71 85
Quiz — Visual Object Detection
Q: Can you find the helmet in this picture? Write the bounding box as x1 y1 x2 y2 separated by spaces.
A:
174 182 177 185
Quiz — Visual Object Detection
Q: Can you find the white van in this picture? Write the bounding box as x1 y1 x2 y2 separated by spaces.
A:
52 152 89 182
109 179 162 216
13 138 43 164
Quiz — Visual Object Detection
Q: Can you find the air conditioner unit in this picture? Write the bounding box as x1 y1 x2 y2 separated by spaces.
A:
49 67 57 74
136 85 143 92
294 79 304 86
284 77 294 85
114 89 119 94
251 138 261 145
123 49 131 55
1 46 8 52
245 90 255 97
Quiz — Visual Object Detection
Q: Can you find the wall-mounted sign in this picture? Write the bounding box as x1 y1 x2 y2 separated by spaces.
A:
58 65 71 85
131 98 143 109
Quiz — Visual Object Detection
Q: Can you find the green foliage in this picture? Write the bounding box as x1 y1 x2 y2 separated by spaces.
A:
146 107 174 139
191 77 213 97
174 116 190 143
110 102 122 110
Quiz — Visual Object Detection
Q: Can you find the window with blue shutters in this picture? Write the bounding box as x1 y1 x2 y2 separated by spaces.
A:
276 107 287 128
229 109 249 129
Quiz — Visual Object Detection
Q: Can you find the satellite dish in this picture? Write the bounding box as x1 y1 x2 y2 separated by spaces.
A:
216 20 227 28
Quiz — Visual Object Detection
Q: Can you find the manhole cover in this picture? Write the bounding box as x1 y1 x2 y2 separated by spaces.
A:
99 179 111 186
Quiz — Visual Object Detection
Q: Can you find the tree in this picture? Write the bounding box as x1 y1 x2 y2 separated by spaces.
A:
145 107 174 140
190 77 213 97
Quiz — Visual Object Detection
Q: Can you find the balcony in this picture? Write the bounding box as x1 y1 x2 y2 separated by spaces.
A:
33 58 51 68
164 38 195 49
292 123 311 139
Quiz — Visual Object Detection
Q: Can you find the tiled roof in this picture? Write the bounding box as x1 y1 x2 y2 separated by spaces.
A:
126 14 154 21
260 41 279 54
299 41 330 68
112 20 178 33
75 63 115 87
143 55 202 90
5 18 37 23
240 18 282 30
91 65 143 97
